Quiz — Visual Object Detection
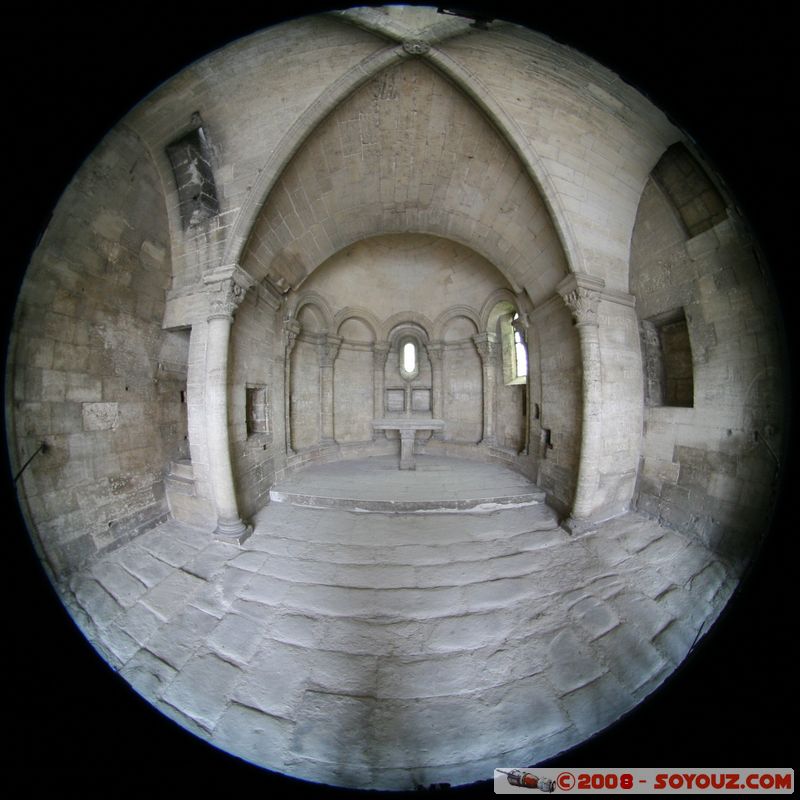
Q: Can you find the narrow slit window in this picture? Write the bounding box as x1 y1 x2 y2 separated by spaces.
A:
403 341 416 374
513 314 527 379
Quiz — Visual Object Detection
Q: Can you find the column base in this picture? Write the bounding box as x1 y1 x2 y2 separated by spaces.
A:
561 515 600 537
479 436 497 447
213 517 253 544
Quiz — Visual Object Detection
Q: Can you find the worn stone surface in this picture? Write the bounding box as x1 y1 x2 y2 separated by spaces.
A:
59 468 735 789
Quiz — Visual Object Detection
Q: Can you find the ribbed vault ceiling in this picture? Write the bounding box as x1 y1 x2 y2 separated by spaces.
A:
243 57 568 304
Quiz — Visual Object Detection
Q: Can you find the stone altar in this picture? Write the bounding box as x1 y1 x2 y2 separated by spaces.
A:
372 418 445 470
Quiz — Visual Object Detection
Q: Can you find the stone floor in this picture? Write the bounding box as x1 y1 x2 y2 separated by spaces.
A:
63 456 737 791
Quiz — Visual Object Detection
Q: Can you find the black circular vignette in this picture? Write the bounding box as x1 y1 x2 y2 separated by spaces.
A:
4 3 795 793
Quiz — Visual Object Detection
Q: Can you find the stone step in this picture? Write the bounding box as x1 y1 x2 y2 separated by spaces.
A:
228 540 571 589
169 458 194 481
165 474 195 496
246 528 567 573
233 567 568 623
251 504 560 548
268 488 545 512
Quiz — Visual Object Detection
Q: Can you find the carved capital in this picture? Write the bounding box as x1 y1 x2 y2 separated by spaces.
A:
319 335 342 368
425 342 444 366
557 273 604 328
204 265 255 322
561 287 600 327
472 332 499 362
284 318 301 354
372 342 390 370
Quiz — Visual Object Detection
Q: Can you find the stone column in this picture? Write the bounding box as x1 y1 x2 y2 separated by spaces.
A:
372 343 389 432
426 342 444 436
558 275 603 532
283 318 300 456
319 334 342 445
203 265 255 543
473 332 499 446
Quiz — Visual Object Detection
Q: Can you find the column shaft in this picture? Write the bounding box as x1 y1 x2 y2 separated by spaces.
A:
319 335 341 445
203 266 254 542
559 279 603 529
473 333 498 446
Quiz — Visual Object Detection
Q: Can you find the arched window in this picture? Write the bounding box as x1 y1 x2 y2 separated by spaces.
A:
513 313 527 379
398 335 419 381
403 341 416 373
500 312 527 385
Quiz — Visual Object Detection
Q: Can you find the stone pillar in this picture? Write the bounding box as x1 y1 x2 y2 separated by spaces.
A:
372 343 389 434
283 318 300 456
473 332 499 446
203 265 255 543
558 275 603 532
399 429 416 470
319 334 342 445
426 342 444 437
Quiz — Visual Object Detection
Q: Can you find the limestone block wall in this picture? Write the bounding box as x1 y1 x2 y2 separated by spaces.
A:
442 341 483 443
228 284 281 518
7 126 177 577
124 15 384 288
495 376 525 453
290 338 322 450
334 343 375 443
593 296 645 519
630 177 785 567
442 25 677 290
531 299 582 511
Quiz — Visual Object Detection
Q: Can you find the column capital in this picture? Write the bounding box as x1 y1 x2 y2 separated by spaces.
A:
284 318 301 354
557 274 604 328
372 341 390 368
319 334 343 367
425 341 444 364
204 264 255 321
472 331 499 361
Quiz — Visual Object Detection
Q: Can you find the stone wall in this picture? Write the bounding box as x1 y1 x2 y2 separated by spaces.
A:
630 176 785 568
7 126 177 576
279 234 526 457
229 284 281 518
529 299 581 511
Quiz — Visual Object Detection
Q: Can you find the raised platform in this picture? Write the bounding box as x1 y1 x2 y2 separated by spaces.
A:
269 455 545 512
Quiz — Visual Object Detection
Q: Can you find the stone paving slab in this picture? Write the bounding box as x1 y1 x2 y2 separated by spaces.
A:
161 652 243 730
561 672 633 737
595 624 666 692
139 569 207 621
207 613 266 665
91 561 148 607
64 494 737 793
145 605 220 669
137 532 200 568
213 703 293 769
121 648 177 699
113 545 176 587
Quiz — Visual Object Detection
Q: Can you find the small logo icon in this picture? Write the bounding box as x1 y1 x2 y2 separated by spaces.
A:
497 769 556 792
556 772 576 791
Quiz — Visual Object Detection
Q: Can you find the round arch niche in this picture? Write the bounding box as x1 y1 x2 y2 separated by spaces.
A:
5 4 792 792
